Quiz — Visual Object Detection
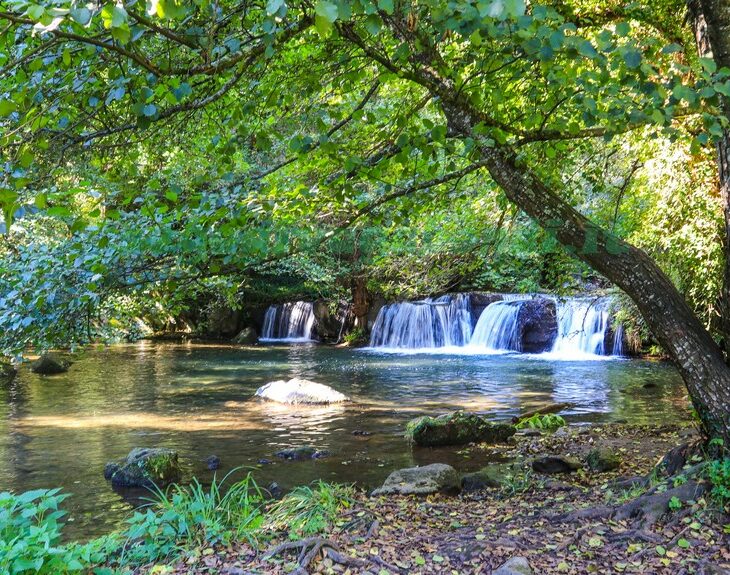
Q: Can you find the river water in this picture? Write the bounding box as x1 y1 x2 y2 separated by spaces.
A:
0 341 689 538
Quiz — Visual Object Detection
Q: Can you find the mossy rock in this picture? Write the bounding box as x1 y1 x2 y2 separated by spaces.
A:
461 463 523 492
586 447 621 472
371 463 460 496
405 411 516 447
104 447 181 488
31 354 69 375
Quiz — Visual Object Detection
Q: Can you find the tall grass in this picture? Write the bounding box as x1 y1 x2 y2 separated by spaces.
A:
120 469 264 565
266 481 354 537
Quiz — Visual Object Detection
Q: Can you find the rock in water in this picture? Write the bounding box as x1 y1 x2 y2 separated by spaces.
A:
371 463 460 496
206 455 221 470
493 556 533 575
31 354 69 375
275 446 330 460
255 378 349 404
405 411 515 447
586 447 621 472
532 455 582 474
232 327 258 344
104 447 181 488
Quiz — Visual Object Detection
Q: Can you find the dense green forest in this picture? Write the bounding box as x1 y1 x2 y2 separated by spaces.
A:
2 0 730 573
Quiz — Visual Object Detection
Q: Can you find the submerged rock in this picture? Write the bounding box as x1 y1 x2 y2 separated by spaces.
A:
586 447 621 472
104 447 181 488
371 463 460 496
405 411 516 447
31 354 69 375
532 455 582 474
255 378 349 405
493 556 533 575
275 446 329 460
206 455 221 470
232 327 257 344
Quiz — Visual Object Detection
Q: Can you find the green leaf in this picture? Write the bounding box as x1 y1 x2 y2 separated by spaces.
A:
377 0 394 14
0 100 17 117
364 13 382 35
578 40 598 58
623 49 642 69
315 0 338 23
266 0 285 15
677 538 690 548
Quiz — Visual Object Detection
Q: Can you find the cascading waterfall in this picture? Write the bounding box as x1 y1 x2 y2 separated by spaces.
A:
260 301 316 341
551 298 612 356
612 323 625 356
468 300 527 352
368 294 472 349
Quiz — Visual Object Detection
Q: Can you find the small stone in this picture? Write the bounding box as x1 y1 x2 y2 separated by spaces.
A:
461 463 521 492
104 447 181 488
266 482 283 499
532 455 582 474
642 382 658 389
352 430 373 436
493 556 533 575
257 458 273 465
206 455 221 470
371 463 460 496
586 447 621 472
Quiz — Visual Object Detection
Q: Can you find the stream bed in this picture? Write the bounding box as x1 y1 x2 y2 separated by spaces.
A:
0 341 689 539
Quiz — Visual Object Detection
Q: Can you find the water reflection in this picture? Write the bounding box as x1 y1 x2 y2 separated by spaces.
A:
0 342 688 539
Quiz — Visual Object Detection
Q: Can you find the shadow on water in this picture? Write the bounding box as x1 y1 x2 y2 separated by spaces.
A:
0 341 688 539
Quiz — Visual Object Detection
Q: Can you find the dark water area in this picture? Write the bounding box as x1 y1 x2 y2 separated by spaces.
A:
0 342 689 539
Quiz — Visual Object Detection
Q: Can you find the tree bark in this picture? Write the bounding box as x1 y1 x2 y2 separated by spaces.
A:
440 102 730 442
688 0 730 359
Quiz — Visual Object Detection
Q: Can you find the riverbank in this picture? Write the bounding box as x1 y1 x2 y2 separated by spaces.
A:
129 423 729 574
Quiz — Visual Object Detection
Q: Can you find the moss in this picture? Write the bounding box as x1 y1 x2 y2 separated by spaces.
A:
405 411 516 447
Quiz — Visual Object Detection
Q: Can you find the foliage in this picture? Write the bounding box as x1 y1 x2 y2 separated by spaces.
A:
707 458 730 510
0 488 115 574
119 471 264 565
265 481 354 537
343 326 367 344
515 413 567 432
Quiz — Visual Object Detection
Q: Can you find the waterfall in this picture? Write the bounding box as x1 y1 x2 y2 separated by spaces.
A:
368 294 472 349
551 298 613 356
468 300 526 352
260 302 316 341
612 323 625 356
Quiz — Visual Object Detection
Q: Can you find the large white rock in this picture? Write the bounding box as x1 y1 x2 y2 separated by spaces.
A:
254 378 349 405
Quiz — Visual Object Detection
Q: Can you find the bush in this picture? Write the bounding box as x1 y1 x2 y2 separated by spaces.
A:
515 413 566 432
266 481 354 537
707 458 730 510
119 470 264 565
0 488 114 574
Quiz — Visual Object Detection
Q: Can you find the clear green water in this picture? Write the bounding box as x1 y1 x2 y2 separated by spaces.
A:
0 341 688 538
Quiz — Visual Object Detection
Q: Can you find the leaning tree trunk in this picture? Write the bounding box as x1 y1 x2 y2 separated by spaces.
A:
689 0 730 359
440 102 730 443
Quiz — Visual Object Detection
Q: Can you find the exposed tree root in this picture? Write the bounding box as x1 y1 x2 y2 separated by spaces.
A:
263 535 404 574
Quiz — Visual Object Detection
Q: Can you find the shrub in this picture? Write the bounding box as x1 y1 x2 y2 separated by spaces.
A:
266 481 354 537
515 413 566 432
119 470 264 565
0 488 114 574
707 458 730 510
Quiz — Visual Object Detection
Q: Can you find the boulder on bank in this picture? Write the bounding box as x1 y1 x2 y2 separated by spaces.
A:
405 411 516 447
232 327 258 344
255 378 349 405
532 455 582 474
31 354 69 375
371 463 460 496
461 463 522 492
104 447 181 488
494 556 533 575
586 447 621 472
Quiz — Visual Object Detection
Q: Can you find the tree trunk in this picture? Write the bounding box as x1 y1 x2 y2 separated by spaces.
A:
351 276 369 329
442 101 730 442
689 0 730 358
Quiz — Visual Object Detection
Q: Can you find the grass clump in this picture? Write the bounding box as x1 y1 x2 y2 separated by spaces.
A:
266 481 354 538
120 469 264 565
